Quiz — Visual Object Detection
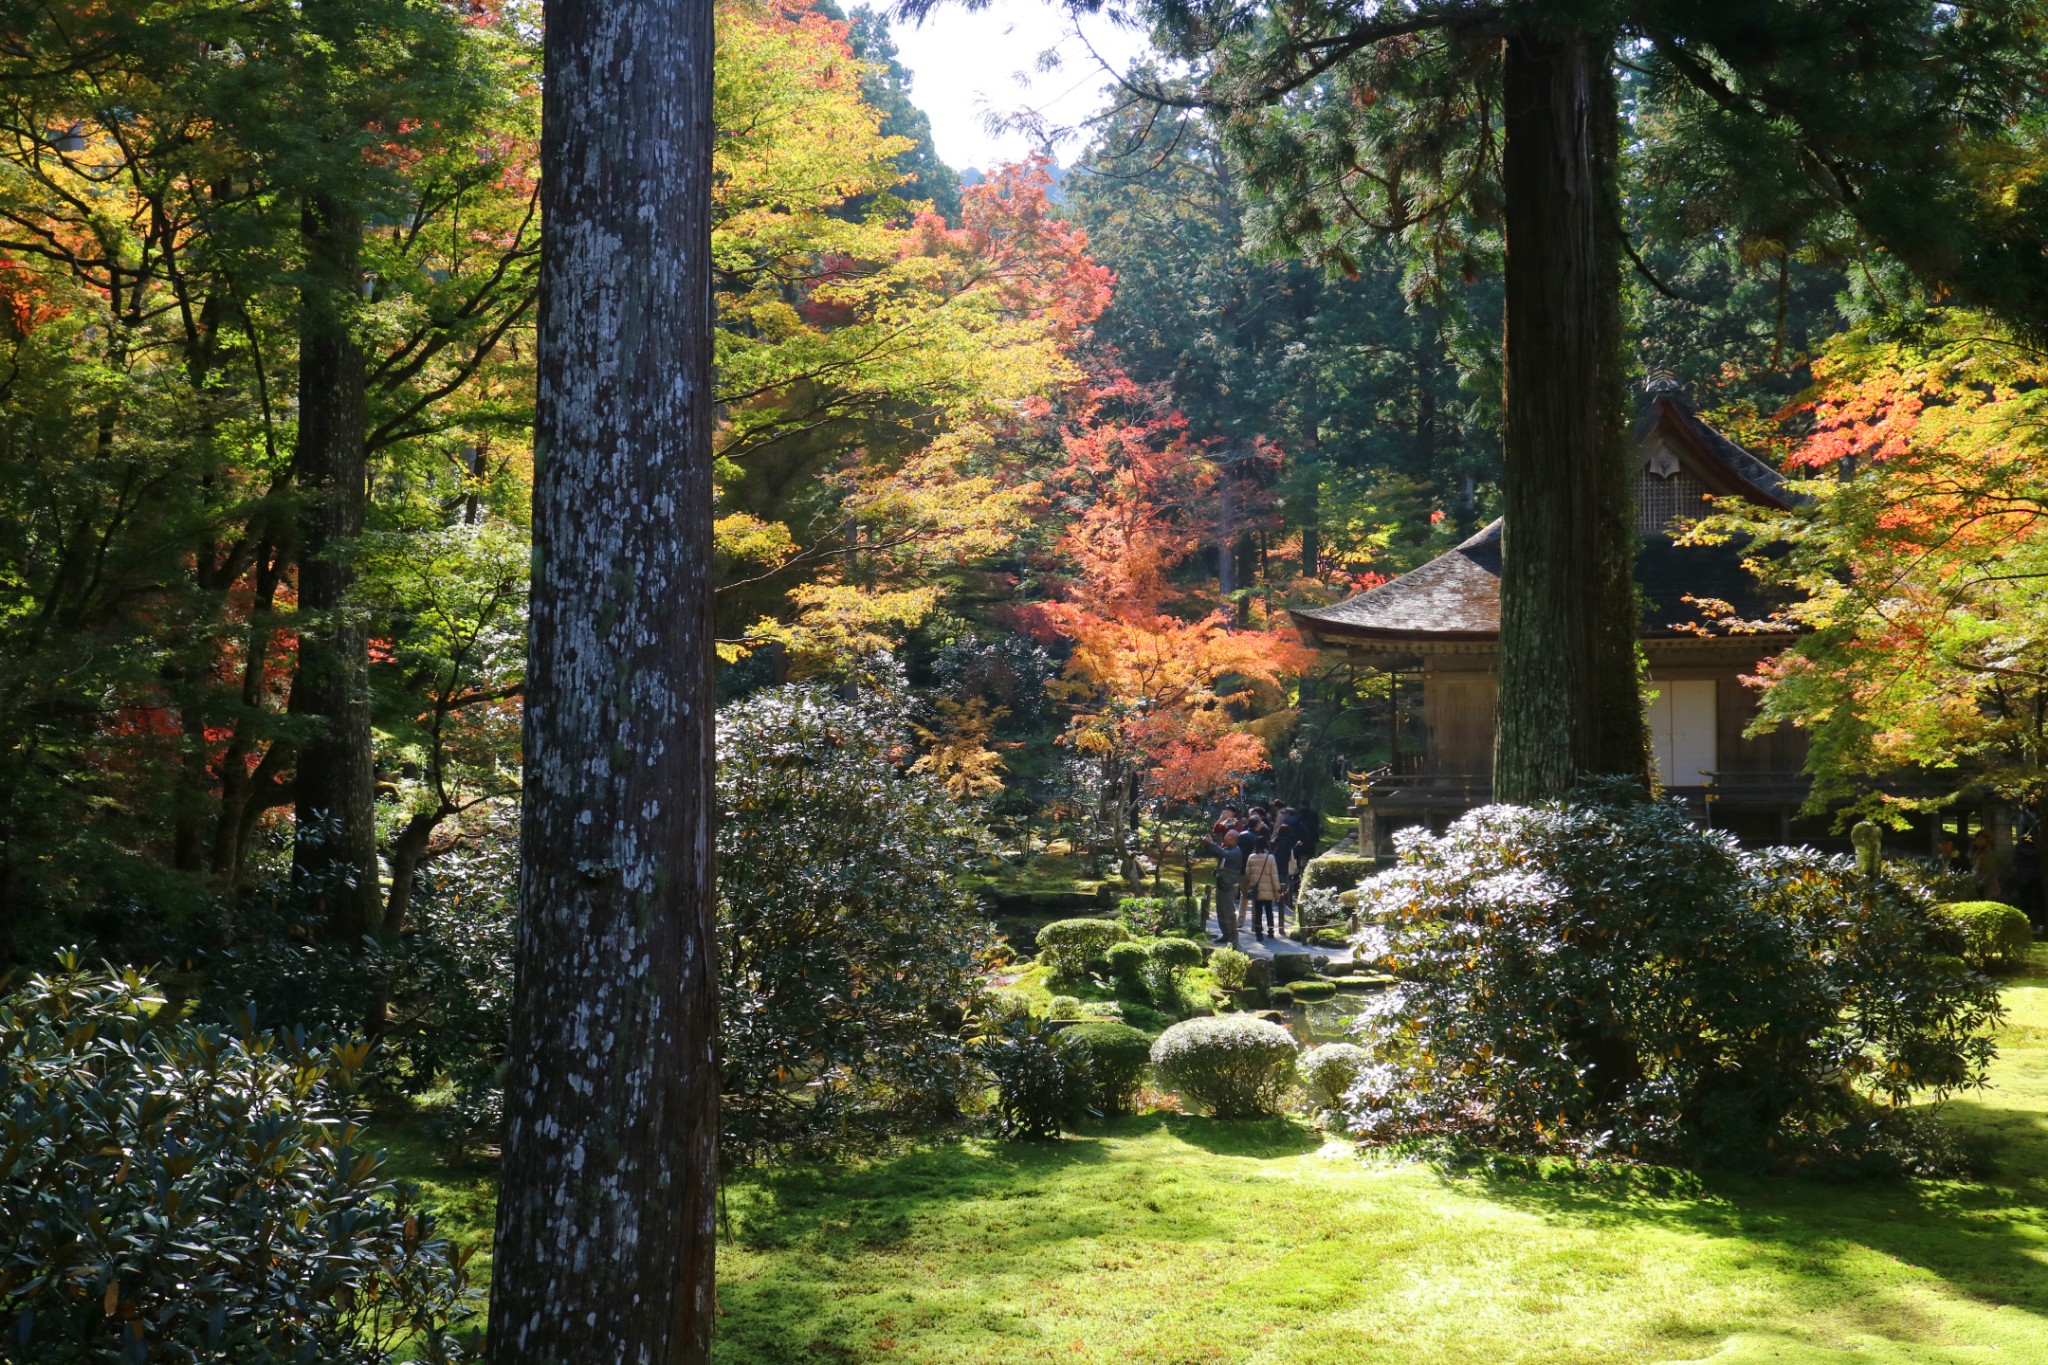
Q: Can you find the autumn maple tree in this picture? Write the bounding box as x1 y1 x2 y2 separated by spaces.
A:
709 2 1112 672
1694 310 2048 823
1031 377 1309 883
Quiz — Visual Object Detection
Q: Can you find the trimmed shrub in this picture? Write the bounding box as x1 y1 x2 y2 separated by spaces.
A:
1150 1016 1302 1117
1291 978 1338 1002
0 958 481 1363
1105 940 1151 992
1144 937 1205 1008
982 1016 1093 1140
1942 901 2034 973
979 986 1034 1026
1047 994 1085 1020
1302 1042 1370 1110
1077 1000 1125 1020
1035 917 1132 985
1210 946 1251 992
1348 792 2005 1169
1063 1021 1153 1116
1302 854 1375 895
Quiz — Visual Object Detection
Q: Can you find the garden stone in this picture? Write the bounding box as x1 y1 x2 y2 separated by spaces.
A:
1272 952 1315 984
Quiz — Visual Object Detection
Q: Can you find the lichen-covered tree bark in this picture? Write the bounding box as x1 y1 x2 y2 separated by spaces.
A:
486 0 718 1357
1493 25 1647 803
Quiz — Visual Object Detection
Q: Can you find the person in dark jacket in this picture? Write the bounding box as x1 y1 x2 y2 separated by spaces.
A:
1270 806 1304 887
1202 828 1248 948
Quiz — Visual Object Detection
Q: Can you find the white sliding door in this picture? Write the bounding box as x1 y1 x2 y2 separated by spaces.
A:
1647 679 1718 786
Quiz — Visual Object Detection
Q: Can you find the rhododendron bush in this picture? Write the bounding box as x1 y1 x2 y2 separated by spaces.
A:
1342 791 2001 1171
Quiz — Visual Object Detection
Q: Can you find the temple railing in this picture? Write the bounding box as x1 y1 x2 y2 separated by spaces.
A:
1360 769 1813 810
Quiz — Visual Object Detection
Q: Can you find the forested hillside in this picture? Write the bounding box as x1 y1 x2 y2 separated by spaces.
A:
0 0 1860 954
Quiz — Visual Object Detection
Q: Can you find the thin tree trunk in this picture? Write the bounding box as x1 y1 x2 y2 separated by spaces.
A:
1493 25 1646 804
1217 459 1237 601
487 0 719 1354
289 191 381 933
383 807 442 934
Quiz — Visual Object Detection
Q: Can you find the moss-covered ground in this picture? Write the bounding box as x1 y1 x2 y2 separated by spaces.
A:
379 949 2048 1364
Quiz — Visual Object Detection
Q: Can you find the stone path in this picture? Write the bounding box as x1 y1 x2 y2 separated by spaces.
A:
1204 906 1353 965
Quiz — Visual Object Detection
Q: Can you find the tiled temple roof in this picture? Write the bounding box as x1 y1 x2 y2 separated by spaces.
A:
1292 392 1797 644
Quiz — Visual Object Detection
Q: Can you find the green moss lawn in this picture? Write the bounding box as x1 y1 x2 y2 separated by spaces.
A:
383 950 2048 1364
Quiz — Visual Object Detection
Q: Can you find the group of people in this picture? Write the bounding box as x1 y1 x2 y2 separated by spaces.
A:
1201 803 1317 948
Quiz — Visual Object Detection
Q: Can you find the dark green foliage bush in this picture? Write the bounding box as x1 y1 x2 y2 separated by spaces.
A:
1115 895 1201 939
718 687 995 1164
1063 1021 1152 1116
1301 1042 1370 1110
1035 917 1131 985
1209 945 1251 992
1349 793 2005 1169
1142 937 1204 1010
1104 940 1151 992
1941 901 2034 973
1302 854 1375 895
0 958 480 1363
188 689 994 1167
1291 978 1337 1002
185 835 520 1143
982 1016 1093 1139
1149 1016 1301 1117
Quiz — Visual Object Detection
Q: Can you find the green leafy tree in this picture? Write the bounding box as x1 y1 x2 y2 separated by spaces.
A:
717 686 994 1162
983 0 2048 802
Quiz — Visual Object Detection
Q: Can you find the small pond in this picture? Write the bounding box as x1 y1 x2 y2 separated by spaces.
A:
1287 993 1373 1046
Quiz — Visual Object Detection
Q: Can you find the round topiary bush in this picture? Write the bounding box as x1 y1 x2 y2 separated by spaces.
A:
1290 978 1338 1002
979 986 1033 1027
1104 940 1151 992
1209 945 1251 992
1035 917 1131 985
1301 1042 1370 1110
1302 854 1375 895
1941 901 2034 973
1046 994 1084 1020
1149 1015 1301 1117
1063 1021 1153 1116
1142 937 1205 1011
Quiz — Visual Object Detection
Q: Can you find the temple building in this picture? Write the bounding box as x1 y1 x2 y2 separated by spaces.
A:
1290 385 1821 851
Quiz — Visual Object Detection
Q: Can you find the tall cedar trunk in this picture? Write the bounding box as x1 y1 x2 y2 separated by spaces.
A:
1493 26 1646 804
486 0 719 1355
289 192 382 933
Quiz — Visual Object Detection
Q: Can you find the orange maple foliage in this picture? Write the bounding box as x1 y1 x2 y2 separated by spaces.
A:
1036 378 1310 807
